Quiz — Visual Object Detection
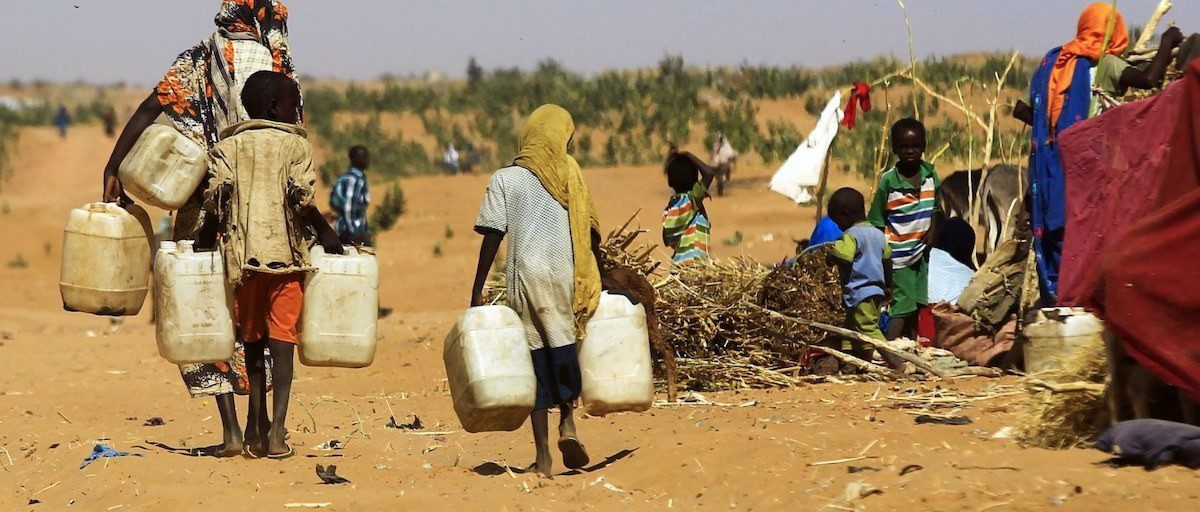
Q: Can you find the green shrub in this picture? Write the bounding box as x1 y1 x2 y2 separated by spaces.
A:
370 181 407 232
7 254 27 269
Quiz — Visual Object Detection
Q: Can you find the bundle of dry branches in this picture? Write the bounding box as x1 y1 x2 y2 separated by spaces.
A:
1016 337 1110 449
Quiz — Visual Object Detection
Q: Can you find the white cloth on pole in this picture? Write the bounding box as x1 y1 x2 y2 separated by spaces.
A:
769 91 843 204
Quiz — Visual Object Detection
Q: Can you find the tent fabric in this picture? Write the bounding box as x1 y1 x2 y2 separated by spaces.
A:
1094 59 1200 404
1057 80 1185 307
769 91 842 204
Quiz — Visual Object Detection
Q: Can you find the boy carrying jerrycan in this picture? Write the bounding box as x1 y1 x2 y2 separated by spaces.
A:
447 104 653 478
202 70 344 459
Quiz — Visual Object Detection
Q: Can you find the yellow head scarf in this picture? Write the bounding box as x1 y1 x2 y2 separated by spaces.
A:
513 104 601 338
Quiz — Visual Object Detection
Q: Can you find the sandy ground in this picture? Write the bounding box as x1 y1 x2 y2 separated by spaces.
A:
2 126 1199 511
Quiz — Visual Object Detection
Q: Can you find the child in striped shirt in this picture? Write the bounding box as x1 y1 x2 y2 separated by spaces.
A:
868 118 941 340
662 146 716 263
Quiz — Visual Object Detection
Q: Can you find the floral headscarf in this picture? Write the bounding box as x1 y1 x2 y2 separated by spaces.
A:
155 0 298 149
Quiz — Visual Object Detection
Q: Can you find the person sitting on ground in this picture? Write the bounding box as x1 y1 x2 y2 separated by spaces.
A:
205 70 343 459
1013 4 1183 124
827 188 893 365
801 215 845 255
470 104 599 477
928 216 977 306
869 118 941 341
662 145 717 264
330 146 372 246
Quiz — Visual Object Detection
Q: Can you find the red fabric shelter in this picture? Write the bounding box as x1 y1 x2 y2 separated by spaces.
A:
1057 80 1184 307
1093 59 1200 403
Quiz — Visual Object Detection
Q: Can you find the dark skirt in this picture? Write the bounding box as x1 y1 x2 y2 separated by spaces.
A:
530 344 582 411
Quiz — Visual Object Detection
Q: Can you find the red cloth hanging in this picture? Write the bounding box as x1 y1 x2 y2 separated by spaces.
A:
842 82 872 129
1093 58 1200 404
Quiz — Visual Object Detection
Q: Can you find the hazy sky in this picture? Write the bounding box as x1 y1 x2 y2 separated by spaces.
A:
3 0 1194 85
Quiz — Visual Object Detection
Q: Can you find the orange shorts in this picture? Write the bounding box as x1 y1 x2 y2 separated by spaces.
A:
234 272 305 344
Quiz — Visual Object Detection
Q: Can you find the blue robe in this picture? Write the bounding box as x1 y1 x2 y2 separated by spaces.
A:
1028 48 1093 302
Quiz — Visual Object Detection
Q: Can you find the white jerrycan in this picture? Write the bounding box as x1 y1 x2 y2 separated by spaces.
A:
299 245 380 368
579 291 654 416
444 306 536 433
60 202 153 316
153 240 235 364
1022 307 1107 375
117 124 208 210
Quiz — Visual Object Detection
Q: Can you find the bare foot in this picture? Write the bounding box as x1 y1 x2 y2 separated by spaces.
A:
266 427 293 459
212 440 243 458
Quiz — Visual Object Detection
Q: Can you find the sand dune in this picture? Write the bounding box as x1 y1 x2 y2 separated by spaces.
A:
1 125 1197 511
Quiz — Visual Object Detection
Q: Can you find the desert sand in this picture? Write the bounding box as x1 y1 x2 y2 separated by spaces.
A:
1 125 1198 511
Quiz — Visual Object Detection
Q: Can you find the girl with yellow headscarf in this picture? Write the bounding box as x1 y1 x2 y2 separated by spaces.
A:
470 104 599 476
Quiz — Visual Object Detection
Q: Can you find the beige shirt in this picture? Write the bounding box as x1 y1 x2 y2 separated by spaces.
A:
207 120 316 284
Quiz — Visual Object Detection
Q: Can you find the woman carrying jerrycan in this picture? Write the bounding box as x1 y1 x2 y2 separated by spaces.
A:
96 0 302 458
450 104 655 478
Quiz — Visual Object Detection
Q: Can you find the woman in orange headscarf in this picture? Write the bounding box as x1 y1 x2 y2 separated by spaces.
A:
1012 3 1182 303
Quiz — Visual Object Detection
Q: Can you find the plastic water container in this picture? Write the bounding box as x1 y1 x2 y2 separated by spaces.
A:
60 202 153 316
117 124 208 210
1022 307 1107 375
299 245 380 368
153 240 235 364
444 306 536 433
579 291 654 416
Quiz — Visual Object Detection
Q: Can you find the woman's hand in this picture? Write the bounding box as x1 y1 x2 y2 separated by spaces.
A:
103 175 128 204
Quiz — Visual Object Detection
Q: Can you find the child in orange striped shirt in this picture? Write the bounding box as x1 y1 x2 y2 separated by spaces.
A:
868 118 941 341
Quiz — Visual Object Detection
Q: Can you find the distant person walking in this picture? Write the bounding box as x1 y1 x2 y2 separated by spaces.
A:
443 143 461 175
97 0 301 458
101 104 118 138
710 132 737 196
331 146 372 245
54 106 70 138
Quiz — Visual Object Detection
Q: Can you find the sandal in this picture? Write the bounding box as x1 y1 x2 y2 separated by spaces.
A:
557 436 590 470
267 443 295 460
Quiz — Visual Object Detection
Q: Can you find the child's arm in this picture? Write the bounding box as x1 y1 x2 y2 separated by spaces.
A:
1121 27 1184 90
677 150 717 192
470 232 503 307
299 204 345 255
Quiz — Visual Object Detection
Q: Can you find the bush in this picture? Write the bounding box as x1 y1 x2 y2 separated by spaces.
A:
370 181 407 232
755 120 803 164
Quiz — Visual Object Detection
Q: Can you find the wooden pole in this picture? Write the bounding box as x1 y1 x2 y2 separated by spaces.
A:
1133 0 1173 53
814 150 832 224
744 301 951 378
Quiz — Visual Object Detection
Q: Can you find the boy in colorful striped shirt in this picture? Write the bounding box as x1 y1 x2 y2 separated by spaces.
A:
868 118 941 340
662 147 716 263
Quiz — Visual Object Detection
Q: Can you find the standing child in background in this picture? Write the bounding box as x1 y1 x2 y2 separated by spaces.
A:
662 147 717 264
827 188 892 363
470 104 600 477
330 146 372 246
206 71 343 459
869 118 940 341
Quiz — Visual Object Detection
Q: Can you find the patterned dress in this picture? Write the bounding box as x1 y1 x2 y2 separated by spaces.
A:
154 0 298 398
